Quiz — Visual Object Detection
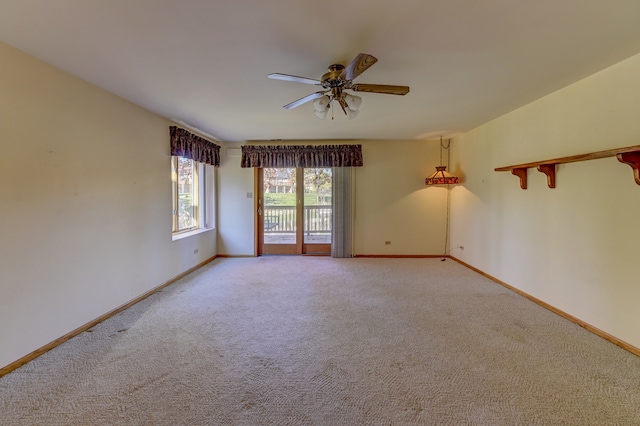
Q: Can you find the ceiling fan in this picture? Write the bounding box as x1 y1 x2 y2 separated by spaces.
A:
268 53 410 119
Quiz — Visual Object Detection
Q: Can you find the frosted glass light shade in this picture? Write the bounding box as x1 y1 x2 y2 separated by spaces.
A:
315 109 328 119
344 93 362 111
313 95 331 119
313 95 331 111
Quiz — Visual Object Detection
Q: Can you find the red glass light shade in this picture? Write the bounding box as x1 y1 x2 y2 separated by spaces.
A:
425 166 459 185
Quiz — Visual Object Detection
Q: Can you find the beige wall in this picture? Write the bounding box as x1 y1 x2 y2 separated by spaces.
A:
216 140 450 256
355 140 450 255
451 52 640 349
217 146 255 256
0 42 217 369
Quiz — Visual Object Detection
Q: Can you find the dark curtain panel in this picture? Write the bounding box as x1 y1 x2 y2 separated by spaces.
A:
170 126 221 167
241 145 363 168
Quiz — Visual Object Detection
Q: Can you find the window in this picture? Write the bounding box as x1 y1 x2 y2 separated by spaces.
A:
169 127 219 239
172 156 214 237
173 156 198 232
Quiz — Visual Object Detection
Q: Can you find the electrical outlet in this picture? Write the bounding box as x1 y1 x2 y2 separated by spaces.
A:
385 241 391 245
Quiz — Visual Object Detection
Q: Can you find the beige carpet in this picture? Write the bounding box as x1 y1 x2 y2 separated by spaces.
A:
1 257 639 425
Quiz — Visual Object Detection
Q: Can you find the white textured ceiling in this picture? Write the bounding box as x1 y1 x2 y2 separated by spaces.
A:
2 0 640 142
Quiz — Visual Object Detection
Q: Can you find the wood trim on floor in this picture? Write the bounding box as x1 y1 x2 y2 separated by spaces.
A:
355 254 448 258
0 256 218 378
6 253 635 378
219 254 331 257
450 256 640 358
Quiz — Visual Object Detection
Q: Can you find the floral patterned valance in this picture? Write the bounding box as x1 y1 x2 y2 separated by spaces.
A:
170 126 220 167
240 144 363 168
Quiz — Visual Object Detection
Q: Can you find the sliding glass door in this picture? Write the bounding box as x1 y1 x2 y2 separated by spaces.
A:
257 167 332 255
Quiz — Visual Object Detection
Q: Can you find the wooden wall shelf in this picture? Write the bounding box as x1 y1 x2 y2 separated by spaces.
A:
495 145 640 189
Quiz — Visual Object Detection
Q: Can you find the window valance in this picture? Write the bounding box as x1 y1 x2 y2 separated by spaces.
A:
170 126 220 167
240 144 363 168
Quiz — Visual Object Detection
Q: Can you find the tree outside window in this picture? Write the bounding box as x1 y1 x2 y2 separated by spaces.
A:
173 156 198 232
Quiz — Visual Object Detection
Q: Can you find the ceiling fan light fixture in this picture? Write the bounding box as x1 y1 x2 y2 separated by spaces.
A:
313 95 331 110
314 109 328 120
269 53 409 120
346 107 359 120
344 93 362 111
313 95 331 119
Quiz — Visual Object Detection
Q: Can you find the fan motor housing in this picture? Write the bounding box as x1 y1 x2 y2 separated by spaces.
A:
322 64 346 87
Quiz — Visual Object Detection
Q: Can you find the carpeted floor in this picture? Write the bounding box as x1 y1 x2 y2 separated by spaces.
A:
1 257 639 425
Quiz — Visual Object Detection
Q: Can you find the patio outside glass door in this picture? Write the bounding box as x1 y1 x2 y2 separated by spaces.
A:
257 167 332 255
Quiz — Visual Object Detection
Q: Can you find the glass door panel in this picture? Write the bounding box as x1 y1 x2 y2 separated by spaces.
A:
262 168 298 254
303 168 332 246
257 167 331 255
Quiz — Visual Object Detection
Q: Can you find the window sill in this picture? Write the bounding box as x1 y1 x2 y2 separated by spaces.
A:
172 227 215 241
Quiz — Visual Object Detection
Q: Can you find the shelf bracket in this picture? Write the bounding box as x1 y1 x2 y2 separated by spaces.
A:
497 145 640 189
536 164 556 188
617 151 640 185
511 168 527 189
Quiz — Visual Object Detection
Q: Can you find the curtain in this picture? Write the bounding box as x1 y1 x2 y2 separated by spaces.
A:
170 126 221 167
241 145 363 168
331 167 355 258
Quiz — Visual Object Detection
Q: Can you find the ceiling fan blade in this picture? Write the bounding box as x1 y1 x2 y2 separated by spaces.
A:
351 84 410 95
283 91 327 109
340 53 378 81
268 73 322 86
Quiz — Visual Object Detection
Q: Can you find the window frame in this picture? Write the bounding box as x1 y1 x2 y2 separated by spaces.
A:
171 156 215 239
172 156 199 233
